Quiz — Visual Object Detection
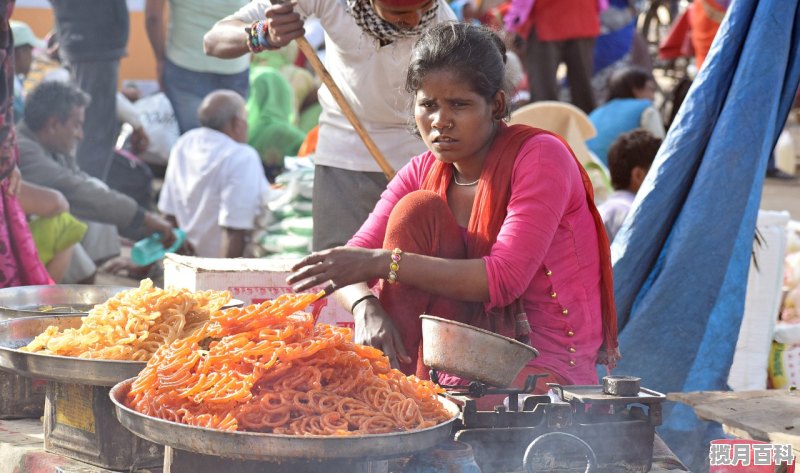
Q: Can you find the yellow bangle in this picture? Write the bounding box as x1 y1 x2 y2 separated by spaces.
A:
387 248 402 284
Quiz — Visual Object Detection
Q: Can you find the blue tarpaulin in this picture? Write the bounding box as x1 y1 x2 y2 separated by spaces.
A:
609 0 800 468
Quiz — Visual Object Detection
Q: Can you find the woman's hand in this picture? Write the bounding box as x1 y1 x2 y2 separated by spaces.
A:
354 298 411 369
287 247 386 293
5 166 21 197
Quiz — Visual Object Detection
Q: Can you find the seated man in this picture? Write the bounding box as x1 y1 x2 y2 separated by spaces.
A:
158 90 268 258
598 128 661 242
17 81 175 283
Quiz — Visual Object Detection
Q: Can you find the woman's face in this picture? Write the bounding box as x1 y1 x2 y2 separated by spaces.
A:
414 69 504 168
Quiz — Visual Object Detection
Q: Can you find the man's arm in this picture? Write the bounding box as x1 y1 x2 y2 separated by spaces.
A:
144 0 167 88
220 227 247 258
204 2 305 59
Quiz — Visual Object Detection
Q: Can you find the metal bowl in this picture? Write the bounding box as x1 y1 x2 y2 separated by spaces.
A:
110 378 461 461
0 285 131 319
421 315 538 388
0 315 146 386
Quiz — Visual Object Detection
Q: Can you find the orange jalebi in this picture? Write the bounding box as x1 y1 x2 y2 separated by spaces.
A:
126 292 452 435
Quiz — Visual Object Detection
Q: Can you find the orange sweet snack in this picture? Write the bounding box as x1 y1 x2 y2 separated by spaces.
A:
126 292 452 435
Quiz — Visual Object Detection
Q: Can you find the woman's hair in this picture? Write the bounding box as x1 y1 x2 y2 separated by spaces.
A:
607 66 654 100
405 22 511 129
607 128 662 190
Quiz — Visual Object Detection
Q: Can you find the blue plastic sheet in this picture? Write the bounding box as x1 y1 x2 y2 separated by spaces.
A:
608 0 800 468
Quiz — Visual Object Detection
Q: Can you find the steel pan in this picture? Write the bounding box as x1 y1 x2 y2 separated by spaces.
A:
0 285 130 319
421 315 538 388
110 378 460 461
0 315 145 386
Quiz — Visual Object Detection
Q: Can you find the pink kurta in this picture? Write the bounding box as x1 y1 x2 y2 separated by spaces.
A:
349 134 603 384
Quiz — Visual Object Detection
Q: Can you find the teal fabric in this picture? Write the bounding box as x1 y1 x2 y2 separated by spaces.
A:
587 98 652 164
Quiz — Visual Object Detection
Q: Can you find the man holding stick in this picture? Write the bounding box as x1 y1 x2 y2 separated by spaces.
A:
204 0 455 251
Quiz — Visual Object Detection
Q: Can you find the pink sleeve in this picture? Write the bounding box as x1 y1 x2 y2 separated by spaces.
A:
347 154 433 249
483 134 580 310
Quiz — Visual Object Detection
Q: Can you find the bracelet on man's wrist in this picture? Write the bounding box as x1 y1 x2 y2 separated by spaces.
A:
351 294 378 313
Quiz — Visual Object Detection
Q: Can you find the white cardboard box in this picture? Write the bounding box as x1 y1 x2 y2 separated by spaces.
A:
163 254 355 329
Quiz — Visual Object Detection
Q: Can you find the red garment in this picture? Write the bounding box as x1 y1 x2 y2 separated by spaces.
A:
422 123 618 367
519 0 600 42
373 124 619 380
689 0 726 70
0 0 52 287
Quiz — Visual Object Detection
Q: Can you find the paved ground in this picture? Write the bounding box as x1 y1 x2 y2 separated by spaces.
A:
761 176 800 220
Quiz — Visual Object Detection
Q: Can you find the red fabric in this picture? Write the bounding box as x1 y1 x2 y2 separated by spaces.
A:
380 190 473 378
421 123 619 366
658 9 694 61
689 0 726 70
518 0 600 42
376 0 433 7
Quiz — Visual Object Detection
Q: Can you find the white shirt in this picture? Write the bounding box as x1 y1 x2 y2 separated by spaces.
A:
158 128 268 257
234 0 456 173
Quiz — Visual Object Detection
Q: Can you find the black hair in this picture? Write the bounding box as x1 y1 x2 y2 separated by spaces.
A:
607 66 654 100
24 81 90 132
405 21 510 133
608 129 662 190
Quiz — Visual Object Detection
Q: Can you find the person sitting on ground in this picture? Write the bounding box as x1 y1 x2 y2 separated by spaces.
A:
287 23 618 404
597 128 661 242
158 90 269 258
18 183 87 282
16 81 176 283
587 65 665 165
204 0 457 253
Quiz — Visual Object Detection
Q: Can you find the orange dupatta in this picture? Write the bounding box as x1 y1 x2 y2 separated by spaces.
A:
420 122 620 367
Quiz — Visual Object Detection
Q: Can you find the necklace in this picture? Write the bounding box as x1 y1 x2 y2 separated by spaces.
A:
452 172 480 186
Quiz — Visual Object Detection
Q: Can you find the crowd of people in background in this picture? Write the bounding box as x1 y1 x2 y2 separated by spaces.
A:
0 0 795 290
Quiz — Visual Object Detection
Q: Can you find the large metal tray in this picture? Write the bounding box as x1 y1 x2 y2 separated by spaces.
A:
111 378 460 461
0 315 146 386
0 285 130 319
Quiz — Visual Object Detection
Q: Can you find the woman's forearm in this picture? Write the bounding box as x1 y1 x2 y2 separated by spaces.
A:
383 252 490 302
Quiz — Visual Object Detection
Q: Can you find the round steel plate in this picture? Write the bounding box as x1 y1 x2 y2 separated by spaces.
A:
0 285 130 319
110 378 460 461
0 315 145 386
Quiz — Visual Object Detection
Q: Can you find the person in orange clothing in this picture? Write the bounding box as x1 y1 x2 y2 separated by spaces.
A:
689 0 730 70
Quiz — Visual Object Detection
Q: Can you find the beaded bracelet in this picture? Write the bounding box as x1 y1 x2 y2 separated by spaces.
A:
245 20 278 53
387 248 402 284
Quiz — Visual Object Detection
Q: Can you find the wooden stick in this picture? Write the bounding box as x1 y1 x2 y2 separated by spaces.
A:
293 37 395 180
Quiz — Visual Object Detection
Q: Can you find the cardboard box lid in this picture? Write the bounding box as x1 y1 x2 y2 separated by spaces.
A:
164 254 302 273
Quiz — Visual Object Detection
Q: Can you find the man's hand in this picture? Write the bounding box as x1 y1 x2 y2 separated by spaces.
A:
264 1 305 49
143 211 177 248
4 165 21 197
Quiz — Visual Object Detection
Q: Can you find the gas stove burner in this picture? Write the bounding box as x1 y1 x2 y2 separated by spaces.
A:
436 373 667 473
430 369 549 411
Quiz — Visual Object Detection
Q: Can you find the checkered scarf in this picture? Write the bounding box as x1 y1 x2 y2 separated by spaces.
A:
346 0 438 45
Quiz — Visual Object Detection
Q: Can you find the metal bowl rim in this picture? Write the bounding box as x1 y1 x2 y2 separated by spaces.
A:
110 377 460 441
0 284 131 314
420 314 539 356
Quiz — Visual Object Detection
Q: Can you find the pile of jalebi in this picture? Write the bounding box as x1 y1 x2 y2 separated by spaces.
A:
22 279 231 361
126 292 452 435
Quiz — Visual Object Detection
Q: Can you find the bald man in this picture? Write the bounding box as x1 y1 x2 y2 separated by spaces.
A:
205 0 456 251
158 90 268 258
